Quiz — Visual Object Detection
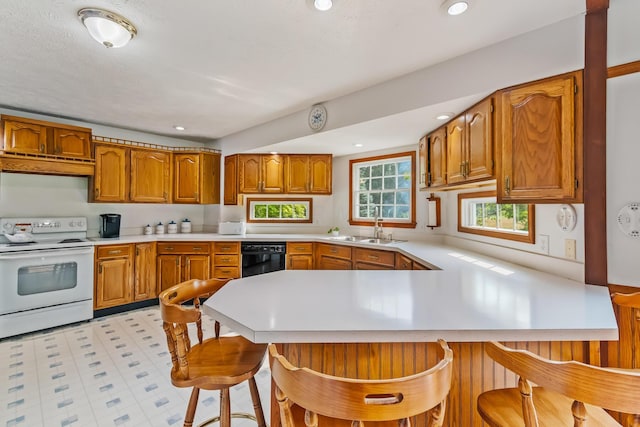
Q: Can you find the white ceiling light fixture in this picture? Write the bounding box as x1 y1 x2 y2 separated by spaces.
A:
314 0 333 12
78 8 137 48
442 0 469 16
173 125 185 131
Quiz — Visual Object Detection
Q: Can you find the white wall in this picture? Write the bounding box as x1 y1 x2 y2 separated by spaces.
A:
0 107 209 236
605 0 640 288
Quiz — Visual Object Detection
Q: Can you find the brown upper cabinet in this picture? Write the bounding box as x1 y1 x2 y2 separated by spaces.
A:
92 144 128 202
173 151 221 204
131 149 171 203
1 115 92 159
285 154 332 194
418 136 428 188
224 153 332 204
427 127 447 188
91 143 172 203
238 153 285 194
497 70 583 203
447 98 494 185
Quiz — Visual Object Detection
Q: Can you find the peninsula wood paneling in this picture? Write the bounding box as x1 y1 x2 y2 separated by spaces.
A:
272 340 590 427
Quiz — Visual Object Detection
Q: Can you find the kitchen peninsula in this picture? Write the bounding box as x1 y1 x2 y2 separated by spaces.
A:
200 244 617 427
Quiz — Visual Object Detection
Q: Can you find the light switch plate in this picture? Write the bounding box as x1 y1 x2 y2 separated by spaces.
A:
539 235 549 254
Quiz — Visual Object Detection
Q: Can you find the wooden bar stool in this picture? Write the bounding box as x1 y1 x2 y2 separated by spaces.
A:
160 278 267 427
477 341 640 426
269 339 453 427
611 291 640 370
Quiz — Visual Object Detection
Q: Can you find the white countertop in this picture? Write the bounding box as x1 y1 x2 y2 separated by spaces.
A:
203 269 618 343
87 232 618 343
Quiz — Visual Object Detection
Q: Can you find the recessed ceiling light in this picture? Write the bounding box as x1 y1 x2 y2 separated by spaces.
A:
353 143 364 148
173 125 185 131
314 0 333 11
442 0 469 16
436 113 453 121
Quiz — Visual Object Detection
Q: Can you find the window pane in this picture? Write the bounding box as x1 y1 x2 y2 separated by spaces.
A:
267 205 281 218
382 206 394 217
396 191 409 205
397 161 410 174
359 206 369 217
474 203 483 226
383 177 396 189
371 165 383 177
396 206 409 218
359 178 369 191
371 178 382 190
369 192 381 205
397 174 410 188
359 166 370 178
281 205 293 218
458 192 532 242
255 205 267 218
384 163 396 175
382 192 395 204
359 193 368 204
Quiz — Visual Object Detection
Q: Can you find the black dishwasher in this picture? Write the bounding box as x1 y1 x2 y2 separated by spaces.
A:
241 242 287 277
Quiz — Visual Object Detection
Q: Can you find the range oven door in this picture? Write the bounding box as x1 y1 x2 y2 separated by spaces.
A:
0 246 94 315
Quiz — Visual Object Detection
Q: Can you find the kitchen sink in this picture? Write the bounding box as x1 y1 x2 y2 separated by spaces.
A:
327 235 406 245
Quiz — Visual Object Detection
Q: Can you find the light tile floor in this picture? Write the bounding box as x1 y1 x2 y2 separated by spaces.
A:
0 307 271 427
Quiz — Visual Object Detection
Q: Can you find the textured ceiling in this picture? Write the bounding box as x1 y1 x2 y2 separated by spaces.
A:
0 0 585 149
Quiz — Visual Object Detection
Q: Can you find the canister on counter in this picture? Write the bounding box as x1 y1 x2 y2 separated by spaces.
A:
181 218 192 233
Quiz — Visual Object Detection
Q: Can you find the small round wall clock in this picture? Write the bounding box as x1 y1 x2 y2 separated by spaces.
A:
308 104 327 131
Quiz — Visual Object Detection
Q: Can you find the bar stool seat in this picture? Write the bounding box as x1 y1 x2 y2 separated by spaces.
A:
160 278 267 427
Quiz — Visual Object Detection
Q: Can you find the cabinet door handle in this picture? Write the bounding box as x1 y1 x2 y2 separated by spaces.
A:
136 248 140 256
194 191 198 199
192 247 202 250
176 258 179 265
427 172 431 185
108 250 122 255
40 144 45 153
330 248 337 253
221 257 230 262
460 163 464 177
368 255 379 260
99 264 102 274
295 247 306 251
505 176 511 195
95 188 100 198
163 192 167 199
165 247 174 251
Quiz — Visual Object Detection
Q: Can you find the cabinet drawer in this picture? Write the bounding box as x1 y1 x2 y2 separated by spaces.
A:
157 242 210 254
213 267 240 279
286 242 313 254
214 254 239 266
353 248 395 268
96 244 131 258
213 242 240 254
315 243 351 260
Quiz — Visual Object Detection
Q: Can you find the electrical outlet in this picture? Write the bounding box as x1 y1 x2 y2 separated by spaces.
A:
539 234 549 255
565 239 576 260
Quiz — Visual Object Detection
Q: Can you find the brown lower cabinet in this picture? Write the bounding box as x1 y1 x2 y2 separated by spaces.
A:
286 242 314 270
95 243 158 310
315 243 353 270
157 242 211 292
212 241 241 278
353 247 395 270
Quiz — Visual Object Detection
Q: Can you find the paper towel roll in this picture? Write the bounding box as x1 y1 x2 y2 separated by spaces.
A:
427 200 437 227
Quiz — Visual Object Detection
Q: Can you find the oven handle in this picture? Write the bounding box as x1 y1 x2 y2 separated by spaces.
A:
0 246 94 259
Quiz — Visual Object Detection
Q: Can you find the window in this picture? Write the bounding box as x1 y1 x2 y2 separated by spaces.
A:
458 191 535 243
246 198 312 223
349 151 416 228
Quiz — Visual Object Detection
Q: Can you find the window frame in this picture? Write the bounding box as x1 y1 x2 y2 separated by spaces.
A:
246 197 313 223
349 151 416 229
457 190 535 244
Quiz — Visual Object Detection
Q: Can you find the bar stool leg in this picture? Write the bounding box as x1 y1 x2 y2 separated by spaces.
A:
248 377 266 427
220 388 231 427
184 387 200 427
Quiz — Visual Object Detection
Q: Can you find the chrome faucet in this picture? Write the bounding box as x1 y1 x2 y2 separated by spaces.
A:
373 207 383 239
